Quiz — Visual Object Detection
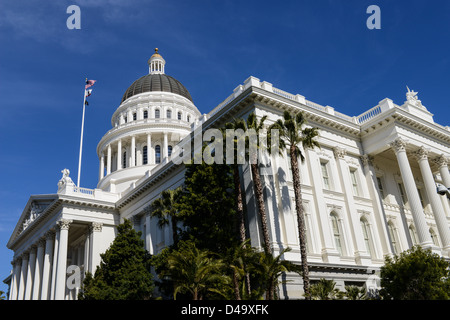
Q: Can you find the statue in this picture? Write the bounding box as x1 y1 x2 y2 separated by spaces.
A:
57 168 75 192
406 86 423 108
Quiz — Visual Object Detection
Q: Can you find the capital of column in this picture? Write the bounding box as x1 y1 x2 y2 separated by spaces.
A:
434 154 449 169
90 222 103 232
45 230 55 240
389 137 407 154
333 146 346 159
413 146 429 162
57 219 72 230
360 154 374 167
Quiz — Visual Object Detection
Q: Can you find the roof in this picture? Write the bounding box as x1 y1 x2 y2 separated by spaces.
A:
121 73 193 103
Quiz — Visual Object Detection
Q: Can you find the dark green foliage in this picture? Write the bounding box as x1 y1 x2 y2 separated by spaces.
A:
78 219 154 300
175 161 239 254
380 246 450 300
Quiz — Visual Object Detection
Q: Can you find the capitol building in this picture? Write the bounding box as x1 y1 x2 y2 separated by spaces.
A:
4 49 450 300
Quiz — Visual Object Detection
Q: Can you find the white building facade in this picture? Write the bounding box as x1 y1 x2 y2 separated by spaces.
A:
4 50 450 299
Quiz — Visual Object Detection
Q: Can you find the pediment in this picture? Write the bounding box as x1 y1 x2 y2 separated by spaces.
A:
8 194 58 248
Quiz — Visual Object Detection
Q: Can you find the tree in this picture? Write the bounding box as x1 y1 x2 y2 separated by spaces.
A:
151 187 183 244
223 119 248 245
309 278 343 300
252 247 302 300
380 246 450 300
268 110 320 299
78 219 154 300
160 241 229 300
176 160 238 254
244 113 271 255
344 285 368 300
0 290 5 300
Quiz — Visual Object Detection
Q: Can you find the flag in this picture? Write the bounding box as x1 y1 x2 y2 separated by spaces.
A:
85 100 89 106
85 89 92 97
85 79 97 89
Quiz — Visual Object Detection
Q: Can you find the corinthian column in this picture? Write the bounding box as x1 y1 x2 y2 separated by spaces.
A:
389 138 433 249
55 219 72 300
40 231 54 300
435 154 450 188
415 147 450 252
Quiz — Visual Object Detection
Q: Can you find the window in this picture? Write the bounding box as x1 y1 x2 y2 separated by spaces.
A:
187 115 191 122
168 145 172 157
360 218 373 257
133 112 137 121
155 109 160 118
388 221 400 254
167 109 172 119
178 111 182 120
376 177 385 199
409 224 418 246
398 183 408 206
321 162 330 190
143 110 148 119
155 145 161 164
331 213 343 255
430 228 439 246
124 116 127 123
122 151 127 169
143 146 148 165
350 169 359 196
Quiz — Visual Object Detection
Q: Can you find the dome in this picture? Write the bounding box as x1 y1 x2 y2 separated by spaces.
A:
121 48 193 104
121 73 193 103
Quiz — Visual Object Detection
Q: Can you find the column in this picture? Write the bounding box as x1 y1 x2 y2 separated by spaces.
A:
389 138 433 248
40 231 54 300
89 222 103 274
147 134 152 165
17 252 29 300
55 219 72 300
32 239 45 299
415 147 450 251
163 132 168 161
10 259 21 300
131 136 136 167
99 152 104 180
107 144 112 175
84 232 90 274
145 213 153 254
50 226 60 299
361 155 391 257
24 245 37 300
306 149 340 263
117 139 122 170
436 154 450 188
334 147 371 265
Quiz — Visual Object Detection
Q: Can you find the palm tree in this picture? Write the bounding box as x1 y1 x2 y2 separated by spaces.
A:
269 110 320 300
251 247 301 300
162 241 228 300
309 278 343 300
244 112 271 255
151 187 182 244
223 119 247 245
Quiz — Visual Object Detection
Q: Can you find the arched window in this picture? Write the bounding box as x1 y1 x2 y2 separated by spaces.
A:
409 224 419 246
360 218 373 257
388 221 400 254
187 115 191 122
133 112 137 121
168 145 172 157
430 228 439 247
143 110 148 119
155 145 161 164
330 213 343 256
167 109 172 119
155 109 160 118
143 146 148 165
122 151 127 169
177 111 182 120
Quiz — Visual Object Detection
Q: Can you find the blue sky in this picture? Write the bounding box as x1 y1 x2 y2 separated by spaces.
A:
1 0 450 295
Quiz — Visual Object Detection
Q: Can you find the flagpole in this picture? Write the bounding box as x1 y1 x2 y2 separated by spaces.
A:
77 79 87 187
